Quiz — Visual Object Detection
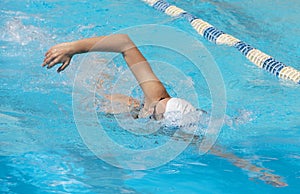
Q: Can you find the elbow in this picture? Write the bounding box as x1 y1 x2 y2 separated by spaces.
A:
118 34 135 53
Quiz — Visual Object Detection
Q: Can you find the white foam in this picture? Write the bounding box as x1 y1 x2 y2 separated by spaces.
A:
1 19 49 46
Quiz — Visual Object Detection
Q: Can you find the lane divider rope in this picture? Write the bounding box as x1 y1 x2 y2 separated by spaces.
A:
142 0 300 84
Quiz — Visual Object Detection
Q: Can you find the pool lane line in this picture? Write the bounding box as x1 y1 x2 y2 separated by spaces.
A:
142 0 300 84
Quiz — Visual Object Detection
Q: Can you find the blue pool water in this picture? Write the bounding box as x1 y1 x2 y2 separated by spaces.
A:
1 0 300 193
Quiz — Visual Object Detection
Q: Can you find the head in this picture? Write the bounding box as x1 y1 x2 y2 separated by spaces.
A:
162 98 197 127
164 98 196 115
133 98 197 124
143 97 197 124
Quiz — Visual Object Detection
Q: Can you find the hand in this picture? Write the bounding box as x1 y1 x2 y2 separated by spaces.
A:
42 42 74 72
258 172 288 187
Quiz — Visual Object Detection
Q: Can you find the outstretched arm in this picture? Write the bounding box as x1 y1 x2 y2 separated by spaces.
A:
42 34 170 110
210 146 287 187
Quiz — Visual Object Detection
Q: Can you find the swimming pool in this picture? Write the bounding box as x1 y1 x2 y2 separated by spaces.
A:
1 0 299 193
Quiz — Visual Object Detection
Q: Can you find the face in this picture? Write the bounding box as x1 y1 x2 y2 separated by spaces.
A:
149 101 164 121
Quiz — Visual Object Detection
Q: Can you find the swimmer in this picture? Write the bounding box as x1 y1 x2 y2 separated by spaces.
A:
42 34 195 123
42 34 287 187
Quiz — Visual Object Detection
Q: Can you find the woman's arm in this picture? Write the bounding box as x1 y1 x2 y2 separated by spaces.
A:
210 146 287 187
42 34 170 111
42 34 135 72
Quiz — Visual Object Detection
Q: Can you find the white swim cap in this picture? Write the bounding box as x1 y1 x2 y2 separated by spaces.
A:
163 98 197 127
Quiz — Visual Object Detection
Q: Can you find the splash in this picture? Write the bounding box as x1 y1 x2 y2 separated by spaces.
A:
1 18 51 46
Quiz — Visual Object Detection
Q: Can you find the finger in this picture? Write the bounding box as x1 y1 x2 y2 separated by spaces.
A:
42 55 50 67
41 57 47 66
45 50 51 57
43 52 60 67
42 57 53 67
57 58 71 72
42 55 53 67
45 48 54 58
41 61 47 67
47 57 62 69
43 55 53 66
